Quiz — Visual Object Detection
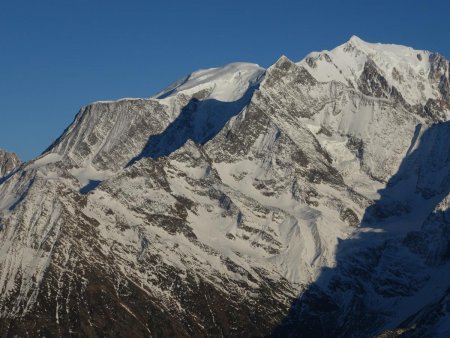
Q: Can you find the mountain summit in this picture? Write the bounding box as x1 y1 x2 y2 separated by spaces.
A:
300 35 449 106
0 38 449 337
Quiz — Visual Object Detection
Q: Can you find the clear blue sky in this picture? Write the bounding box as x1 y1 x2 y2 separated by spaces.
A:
1 0 449 160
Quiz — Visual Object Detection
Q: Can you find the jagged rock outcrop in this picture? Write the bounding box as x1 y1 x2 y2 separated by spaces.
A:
0 149 20 177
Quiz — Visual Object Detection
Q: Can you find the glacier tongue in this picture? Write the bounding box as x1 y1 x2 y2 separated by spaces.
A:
0 37 450 337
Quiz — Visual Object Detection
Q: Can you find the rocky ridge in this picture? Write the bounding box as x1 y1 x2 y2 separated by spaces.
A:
0 149 20 178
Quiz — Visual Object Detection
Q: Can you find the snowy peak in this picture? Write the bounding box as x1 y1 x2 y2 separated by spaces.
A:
44 62 265 179
42 39 449 184
348 34 364 44
299 36 450 106
153 62 265 102
345 35 426 58
274 54 293 65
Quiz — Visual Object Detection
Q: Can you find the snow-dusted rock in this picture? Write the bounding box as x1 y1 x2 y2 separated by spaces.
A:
0 149 20 178
0 37 449 337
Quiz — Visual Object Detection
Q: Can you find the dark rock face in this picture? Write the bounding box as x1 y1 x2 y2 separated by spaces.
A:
419 98 450 122
358 60 391 99
358 60 406 105
340 208 359 227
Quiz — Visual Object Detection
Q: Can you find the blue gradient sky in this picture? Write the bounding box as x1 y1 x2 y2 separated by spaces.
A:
1 0 449 160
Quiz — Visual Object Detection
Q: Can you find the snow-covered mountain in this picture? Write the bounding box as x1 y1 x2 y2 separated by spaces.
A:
0 36 449 337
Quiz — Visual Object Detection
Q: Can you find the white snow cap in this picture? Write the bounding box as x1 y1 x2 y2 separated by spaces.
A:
298 35 438 105
153 62 265 102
